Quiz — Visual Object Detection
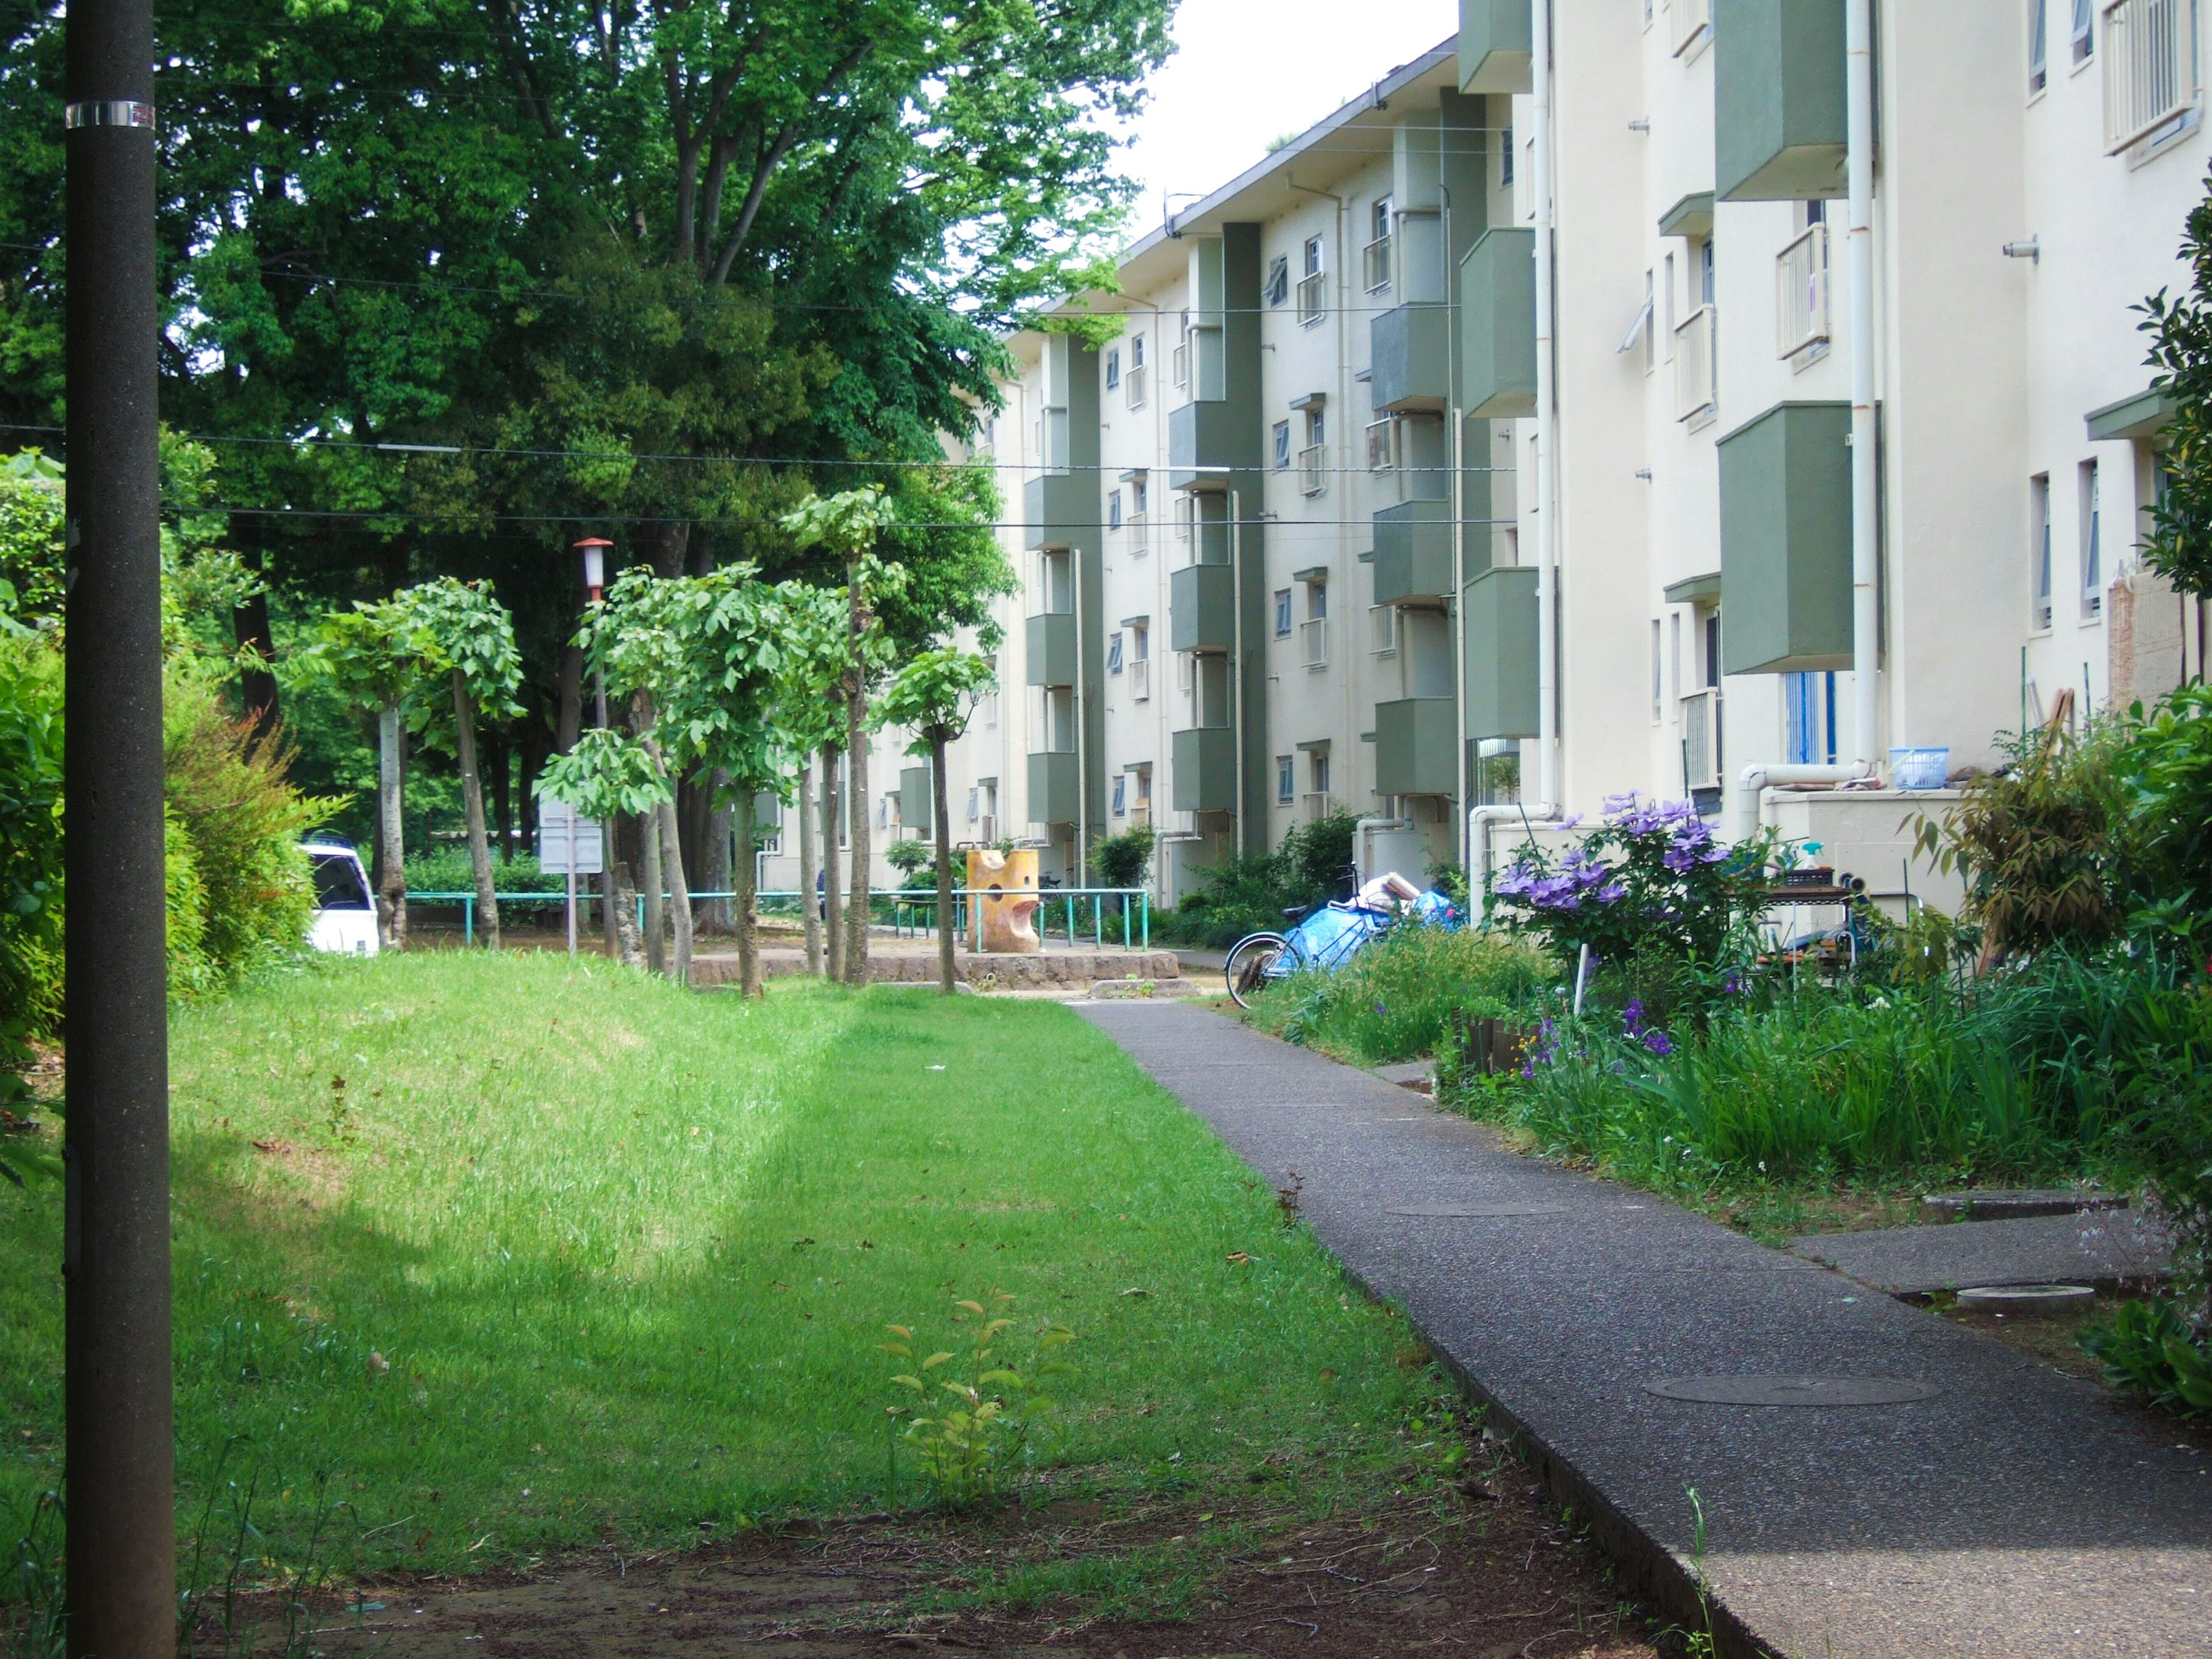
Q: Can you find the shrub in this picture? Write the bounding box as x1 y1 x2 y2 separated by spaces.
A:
886 838 931 878
1091 823 1154 890
403 846 564 893
1245 923 1552 1066
0 630 61 1034
1156 812 1367 949
2078 1299 2212 1416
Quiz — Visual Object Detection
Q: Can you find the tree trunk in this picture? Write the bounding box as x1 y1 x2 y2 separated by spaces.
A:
843 558 872 984
451 668 501 949
703 771 734 932
233 520 279 743
488 726 514 863
823 740 845 982
798 754 824 976
641 804 666 976
931 731 956 994
734 788 762 998
556 641 584 752
658 791 694 986
376 704 408 950
518 713 550 858
612 857 643 966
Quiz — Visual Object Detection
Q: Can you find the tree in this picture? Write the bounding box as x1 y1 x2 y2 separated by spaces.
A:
399 578 524 948
765 581 851 978
537 725 672 967
783 488 900 984
2140 166 2212 598
877 649 998 993
302 599 428 946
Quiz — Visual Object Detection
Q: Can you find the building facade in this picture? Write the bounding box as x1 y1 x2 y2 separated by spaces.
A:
835 0 2207 915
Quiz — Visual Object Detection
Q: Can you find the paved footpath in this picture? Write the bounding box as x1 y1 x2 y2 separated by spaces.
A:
1074 1001 2212 1659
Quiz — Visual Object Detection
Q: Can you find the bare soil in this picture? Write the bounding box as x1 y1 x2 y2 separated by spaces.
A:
238 1475 1664 1659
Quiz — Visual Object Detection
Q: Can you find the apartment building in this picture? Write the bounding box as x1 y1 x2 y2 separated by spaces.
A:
838 0 2208 914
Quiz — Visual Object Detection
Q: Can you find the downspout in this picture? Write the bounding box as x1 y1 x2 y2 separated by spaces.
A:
1722 0 1881 849
1231 487 1247 859
1452 399 1468 872
1846 0 1879 766
1074 537 1088 883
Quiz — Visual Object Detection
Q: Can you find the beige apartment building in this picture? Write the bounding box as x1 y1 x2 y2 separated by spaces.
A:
808 0 2208 916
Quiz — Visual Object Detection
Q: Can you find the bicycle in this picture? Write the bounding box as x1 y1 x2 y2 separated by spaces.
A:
1223 872 1450 1009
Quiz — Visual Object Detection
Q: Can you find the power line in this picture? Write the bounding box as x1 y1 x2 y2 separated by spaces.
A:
169 499 1516 531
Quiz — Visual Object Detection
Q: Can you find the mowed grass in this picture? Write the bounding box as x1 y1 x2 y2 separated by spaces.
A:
0 955 1442 1580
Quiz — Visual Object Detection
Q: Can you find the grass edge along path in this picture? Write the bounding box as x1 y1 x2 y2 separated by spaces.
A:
0 953 1480 1593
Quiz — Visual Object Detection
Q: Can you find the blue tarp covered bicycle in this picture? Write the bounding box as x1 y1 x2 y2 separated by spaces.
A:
1222 873 1462 1008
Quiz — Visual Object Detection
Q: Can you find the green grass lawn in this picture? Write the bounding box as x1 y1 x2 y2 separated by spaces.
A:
0 955 1451 1585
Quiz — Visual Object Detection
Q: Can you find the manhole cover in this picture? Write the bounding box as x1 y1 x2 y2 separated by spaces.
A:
1645 1375 1940 1407
1956 1283 2095 1308
1385 1202 1568 1218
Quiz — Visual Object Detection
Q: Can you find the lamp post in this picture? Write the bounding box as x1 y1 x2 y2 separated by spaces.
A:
575 539 615 960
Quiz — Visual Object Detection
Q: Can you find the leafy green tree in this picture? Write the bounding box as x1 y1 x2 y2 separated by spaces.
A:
768 581 853 978
2141 169 2212 598
877 648 998 993
399 578 525 948
302 599 429 945
1092 823 1156 891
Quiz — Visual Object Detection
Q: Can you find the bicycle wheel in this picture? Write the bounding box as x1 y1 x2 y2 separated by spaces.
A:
1224 931 1297 1009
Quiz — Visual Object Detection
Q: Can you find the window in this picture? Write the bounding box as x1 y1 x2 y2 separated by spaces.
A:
1126 334 1147 407
1274 588 1293 637
1662 252 1678 359
1105 347 1121 390
2074 0 2096 61
1650 619 1664 721
1265 255 1290 306
1131 332 1145 369
1704 612 1722 689
1298 236 1327 325
1699 236 1716 305
1131 622 1149 660
1039 548 1073 612
1276 755 1295 804
1307 579 1328 620
1274 420 1292 470
1305 406 1327 452
1304 234 1324 278
1107 630 1124 673
1132 475 1148 514
2081 460 2104 615
1111 774 1127 817
2032 472 2054 630
2031 0 2048 92
1309 749 1331 800
967 786 980 823
2103 0 2202 153
1786 672 1838 765
1363 196 1393 293
1108 489 1123 531
1501 125 1514 184
1643 269 1657 372
1300 407 1327 495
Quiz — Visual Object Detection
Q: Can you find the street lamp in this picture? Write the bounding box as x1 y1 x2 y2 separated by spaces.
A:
574 538 611 727
573 538 616 960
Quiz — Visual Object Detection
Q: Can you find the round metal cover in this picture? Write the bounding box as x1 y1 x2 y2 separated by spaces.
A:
1956 1283 2094 1308
1385 1201 1568 1218
1645 1374 1940 1407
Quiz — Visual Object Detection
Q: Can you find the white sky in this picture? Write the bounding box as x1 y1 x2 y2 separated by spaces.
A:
1107 0 1460 237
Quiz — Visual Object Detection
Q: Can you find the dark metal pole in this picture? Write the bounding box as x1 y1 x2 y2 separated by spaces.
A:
63 0 174 1651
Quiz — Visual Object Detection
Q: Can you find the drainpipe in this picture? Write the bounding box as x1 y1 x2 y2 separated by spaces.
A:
1532 0 1560 815
1726 761 1874 847
1452 400 1469 874
1846 0 1878 764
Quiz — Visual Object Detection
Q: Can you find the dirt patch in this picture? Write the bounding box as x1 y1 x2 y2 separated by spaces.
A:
237 1478 1662 1658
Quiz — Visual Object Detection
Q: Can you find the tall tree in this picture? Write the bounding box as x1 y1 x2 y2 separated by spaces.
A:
302 598 429 946
877 648 998 993
2142 168 2212 600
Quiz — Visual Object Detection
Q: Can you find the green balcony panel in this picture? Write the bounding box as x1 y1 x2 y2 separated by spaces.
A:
1024 472 1094 551
899 764 933 836
1168 399 1251 492
1714 0 1846 202
1374 698 1458 797
1171 726 1237 813
1459 0 1532 93
1024 611 1078 687
1027 750 1080 827
1372 501 1455 604
1169 562 1237 653
1459 229 1537 419
1718 400 1853 674
1370 304 1452 414
1463 566 1538 739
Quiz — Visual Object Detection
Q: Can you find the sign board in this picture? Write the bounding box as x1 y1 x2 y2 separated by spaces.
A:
538 798 604 875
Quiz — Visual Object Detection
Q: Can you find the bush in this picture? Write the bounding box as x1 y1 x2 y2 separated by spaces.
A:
1245 923 1552 1066
403 846 565 893
1155 813 1366 949
0 629 62 1033
2078 1299 2212 1416
1092 822 1154 890
886 838 931 878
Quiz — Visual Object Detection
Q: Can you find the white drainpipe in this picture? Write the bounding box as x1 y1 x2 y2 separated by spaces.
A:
1532 0 1559 812
1725 0 1881 850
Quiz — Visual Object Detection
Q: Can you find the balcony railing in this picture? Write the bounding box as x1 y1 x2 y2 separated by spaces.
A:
1300 616 1330 670
1368 603 1397 655
1362 233 1393 294
1298 443 1327 497
1171 338 1188 388
1672 0 1711 55
1297 270 1326 327
1681 686 1722 791
1365 418 1395 471
1776 224 1830 358
1124 363 1147 408
2104 0 2196 153
1126 510 1148 556
1675 304 1717 422
1128 656 1152 701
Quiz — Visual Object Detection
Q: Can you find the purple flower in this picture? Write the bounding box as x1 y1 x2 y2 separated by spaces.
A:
1622 999 1645 1036
1594 881 1627 904
1643 1029 1675 1057
1722 969 1744 995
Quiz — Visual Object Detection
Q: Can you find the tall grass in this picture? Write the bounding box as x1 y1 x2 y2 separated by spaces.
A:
1245 925 1554 1065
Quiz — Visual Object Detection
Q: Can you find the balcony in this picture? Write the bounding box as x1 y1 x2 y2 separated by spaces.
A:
1171 725 1237 813
1128 656 1152 701
1675 305 1717 422
1027 749 1081 827
1716 399 1853 673
1169 399 1248 491
1775 224 1830 358
1464 565 1539 740
1297 270 1326 327
1125 362 1148 408
2106 0 2195 152
1169 562 1237 653
1680 687 1723 791
1300 617 1330 671
1372 500 1455 604
1369 302 1452 414
1714 0 1846 201
1362 233 1393 294
1374 698 1457 797
1298 443 1327 497
1024 611 1078 687
1460 228 1537 419
1459 0 1533 92
1024 472 1094 551
1126 510 1149 556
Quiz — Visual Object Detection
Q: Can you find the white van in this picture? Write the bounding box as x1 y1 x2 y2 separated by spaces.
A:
304 840 379 956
